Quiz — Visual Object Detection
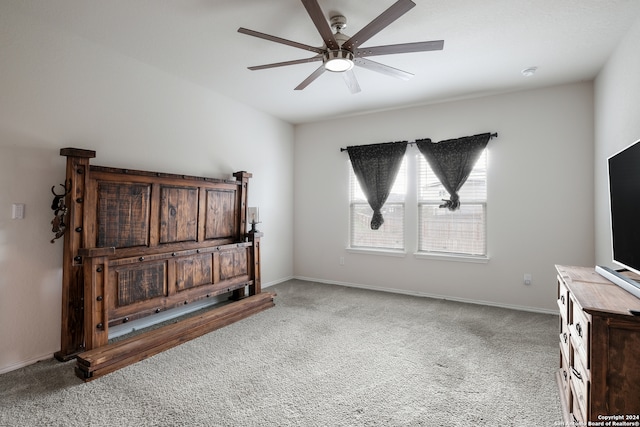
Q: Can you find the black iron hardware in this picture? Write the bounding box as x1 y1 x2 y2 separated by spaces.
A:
50 181 71 243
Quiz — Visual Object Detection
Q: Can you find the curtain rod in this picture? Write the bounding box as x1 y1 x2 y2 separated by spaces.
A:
339 132 498 152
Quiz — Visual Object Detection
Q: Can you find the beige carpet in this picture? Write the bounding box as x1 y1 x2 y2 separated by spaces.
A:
0 279 562 426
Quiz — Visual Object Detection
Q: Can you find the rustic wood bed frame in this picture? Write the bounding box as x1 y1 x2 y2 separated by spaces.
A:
54 148 274 381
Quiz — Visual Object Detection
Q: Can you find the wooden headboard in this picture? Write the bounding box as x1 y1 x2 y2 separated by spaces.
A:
54 148 274 380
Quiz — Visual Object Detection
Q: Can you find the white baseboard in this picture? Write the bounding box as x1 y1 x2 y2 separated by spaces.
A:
262 276 294 289
0 352 56 375
292 275 558 315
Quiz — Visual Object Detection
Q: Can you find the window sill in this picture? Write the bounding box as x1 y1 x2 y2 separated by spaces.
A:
413 252 490 264
346 247 407 258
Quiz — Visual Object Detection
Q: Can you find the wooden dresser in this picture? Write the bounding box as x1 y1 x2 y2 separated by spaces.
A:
555 265 640 424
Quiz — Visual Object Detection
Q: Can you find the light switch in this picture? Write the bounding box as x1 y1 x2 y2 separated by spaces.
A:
12 203 25 219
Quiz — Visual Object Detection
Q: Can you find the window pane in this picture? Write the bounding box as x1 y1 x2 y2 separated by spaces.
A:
417 149 487 257
419 203 486 255
349 157 406 250
350 203 404 250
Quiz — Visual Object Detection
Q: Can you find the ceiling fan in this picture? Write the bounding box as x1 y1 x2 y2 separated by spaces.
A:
238 0 444 94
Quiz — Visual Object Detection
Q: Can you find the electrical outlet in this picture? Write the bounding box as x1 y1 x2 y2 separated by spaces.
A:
339 257 345 266
524 273 532 285
12 203 25 219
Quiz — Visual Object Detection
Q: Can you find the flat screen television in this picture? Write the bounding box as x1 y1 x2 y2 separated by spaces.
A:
596 138 640 300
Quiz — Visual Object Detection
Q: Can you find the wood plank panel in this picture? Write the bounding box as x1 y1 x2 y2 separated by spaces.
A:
235 248 248 277
219 248 248 281
605 320 640 414
97 182 151 248
175 254 212 292
115 262 167 306
159 186 198 244
205 189 236 240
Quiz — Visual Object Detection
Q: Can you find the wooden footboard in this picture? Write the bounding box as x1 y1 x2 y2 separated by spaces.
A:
75 292 275 381
53 148 273 380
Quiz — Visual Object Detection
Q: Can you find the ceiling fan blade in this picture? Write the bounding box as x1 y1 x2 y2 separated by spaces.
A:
355 40 444 57
354 57 413 81
342 0 416 51
295 64 327 90
342 69 361 94
238 27 324 54
248 55 323 71
301 0 339 50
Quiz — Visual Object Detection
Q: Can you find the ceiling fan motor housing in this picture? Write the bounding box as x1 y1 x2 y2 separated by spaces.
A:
324 49 354 72
324 23 354 72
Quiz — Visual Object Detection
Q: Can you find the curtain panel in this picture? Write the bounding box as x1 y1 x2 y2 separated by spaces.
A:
347 141 408 230
415 133 491 211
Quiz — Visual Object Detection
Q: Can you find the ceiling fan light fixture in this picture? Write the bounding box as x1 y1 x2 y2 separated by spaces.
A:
324 50 354 72
238 0 445 92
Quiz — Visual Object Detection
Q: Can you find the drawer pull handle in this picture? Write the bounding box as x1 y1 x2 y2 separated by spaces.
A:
571 367 582 381
575 322 583 337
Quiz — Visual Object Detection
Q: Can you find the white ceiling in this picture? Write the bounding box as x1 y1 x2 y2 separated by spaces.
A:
7 0 640 124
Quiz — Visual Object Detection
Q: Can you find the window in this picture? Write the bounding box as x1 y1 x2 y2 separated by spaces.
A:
348 148 487 258
349 157 406 250
418 150 487 256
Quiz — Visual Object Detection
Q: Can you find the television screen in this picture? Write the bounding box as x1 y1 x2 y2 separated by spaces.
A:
608 138 640 275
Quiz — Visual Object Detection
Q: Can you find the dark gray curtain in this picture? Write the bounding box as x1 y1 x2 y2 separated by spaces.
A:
415 133 490 211
347 141 408 230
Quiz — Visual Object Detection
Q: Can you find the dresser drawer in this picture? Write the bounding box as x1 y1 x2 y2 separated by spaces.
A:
570 296 591 368
559 351 571 405
570 349 590 422
557 276 570 322
571 392 586 427
559 327 570 365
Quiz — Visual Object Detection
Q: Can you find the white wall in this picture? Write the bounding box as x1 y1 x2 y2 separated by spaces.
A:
0 9 294 373
594 15 640 267
294 82 595 312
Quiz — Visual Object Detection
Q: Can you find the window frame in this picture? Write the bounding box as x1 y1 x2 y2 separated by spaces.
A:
416 150 488 259
347 147 489 263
